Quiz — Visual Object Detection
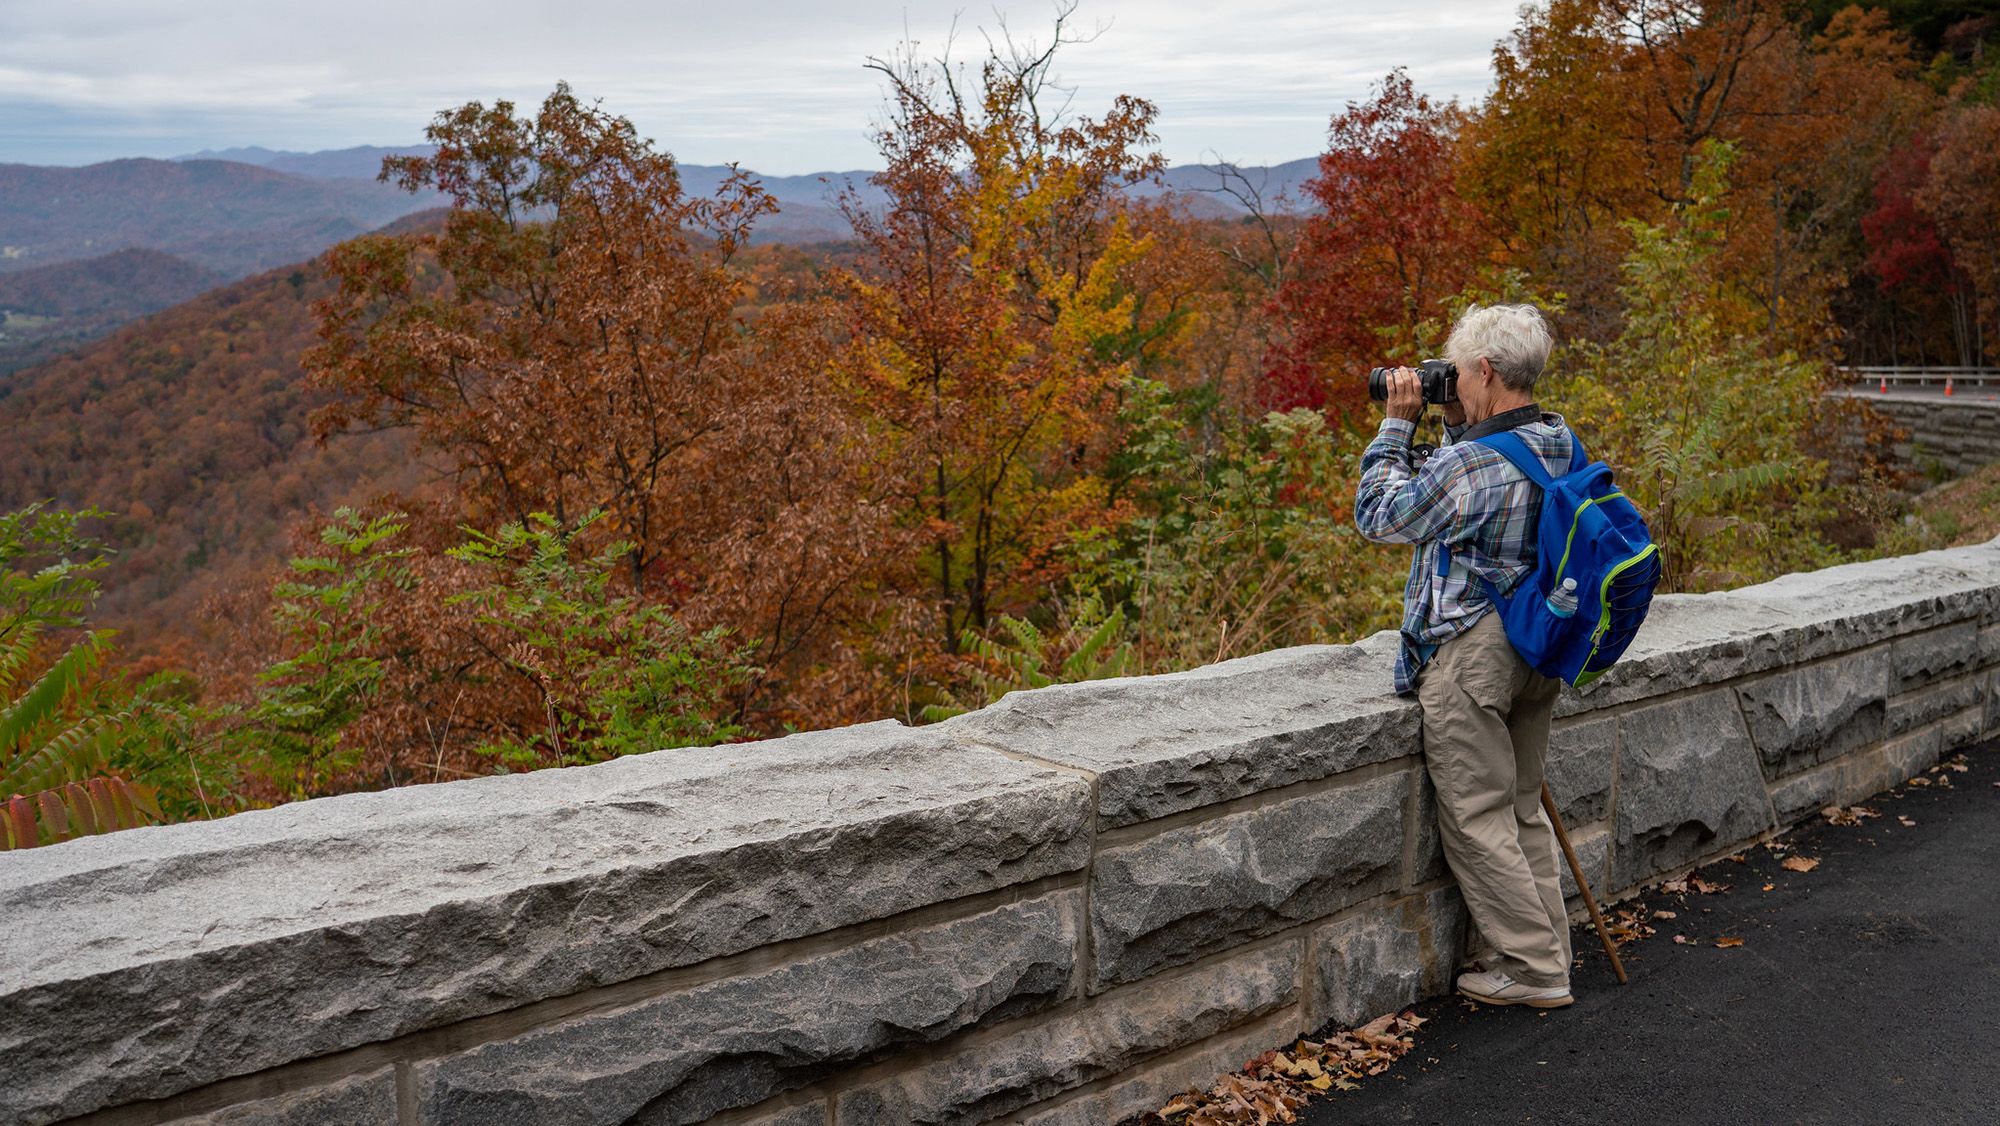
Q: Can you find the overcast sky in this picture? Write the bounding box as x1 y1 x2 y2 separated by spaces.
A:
0 1 1525 173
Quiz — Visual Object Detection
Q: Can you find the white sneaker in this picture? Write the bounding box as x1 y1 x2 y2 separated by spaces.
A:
1456 969 1573 1008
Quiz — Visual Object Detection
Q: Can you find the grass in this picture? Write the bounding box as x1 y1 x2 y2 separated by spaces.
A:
0 311 57 332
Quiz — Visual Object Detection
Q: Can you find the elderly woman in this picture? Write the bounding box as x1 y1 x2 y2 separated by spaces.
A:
1353 303 1577 1009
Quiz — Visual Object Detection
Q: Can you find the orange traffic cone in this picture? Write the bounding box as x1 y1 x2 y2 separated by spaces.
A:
1946 376 1955 397
1879 376 1888 393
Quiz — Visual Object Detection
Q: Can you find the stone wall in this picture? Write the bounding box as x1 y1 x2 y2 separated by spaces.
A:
1839 391 2000 479
7 539 2000 1126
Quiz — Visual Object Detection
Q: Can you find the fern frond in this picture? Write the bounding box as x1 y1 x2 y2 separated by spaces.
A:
918 702 968 723
0 622 44 698
1062 607 1131 682
0 713 118 796
0 631 111 768
1677 460 1794 505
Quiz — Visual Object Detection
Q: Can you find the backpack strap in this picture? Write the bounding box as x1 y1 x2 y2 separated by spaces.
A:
1468 428 1585 487
1461 425 1585 606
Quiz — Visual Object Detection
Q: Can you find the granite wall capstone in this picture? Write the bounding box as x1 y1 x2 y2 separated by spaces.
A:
7 539 2000 1126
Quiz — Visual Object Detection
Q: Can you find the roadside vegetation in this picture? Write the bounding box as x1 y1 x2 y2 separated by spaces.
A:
6 0 1999 843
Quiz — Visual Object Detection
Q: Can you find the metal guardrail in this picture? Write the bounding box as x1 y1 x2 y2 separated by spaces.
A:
1839 366 2000 392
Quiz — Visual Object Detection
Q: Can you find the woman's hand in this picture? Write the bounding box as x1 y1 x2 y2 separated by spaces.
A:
1384 367 1423 422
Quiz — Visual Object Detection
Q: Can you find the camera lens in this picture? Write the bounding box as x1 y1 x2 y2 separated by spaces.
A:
1368 367 1390 401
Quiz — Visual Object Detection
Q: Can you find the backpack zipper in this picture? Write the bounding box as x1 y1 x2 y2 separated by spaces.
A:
1553 490 1629 584
1573 542 1661 687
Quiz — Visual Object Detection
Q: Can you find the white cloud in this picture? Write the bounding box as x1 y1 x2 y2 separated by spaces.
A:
0 0 1521 170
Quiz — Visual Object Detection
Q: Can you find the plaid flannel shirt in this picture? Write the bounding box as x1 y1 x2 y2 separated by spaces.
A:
1354 412 1576 695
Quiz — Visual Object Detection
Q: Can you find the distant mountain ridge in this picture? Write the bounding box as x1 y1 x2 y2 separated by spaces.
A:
0 145 1319 349
161 144 1320 241
0 250 431 649
0 247 224 319
176 145 436 182
0 157 442 278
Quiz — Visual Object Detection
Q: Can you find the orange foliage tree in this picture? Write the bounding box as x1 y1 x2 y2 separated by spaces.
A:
834 13 1166 666
1474 1 1936 347
307 85 893 727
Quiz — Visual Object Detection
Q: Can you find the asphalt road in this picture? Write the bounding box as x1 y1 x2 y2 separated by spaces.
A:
1294 741 2000 1126
1831 387 2000 404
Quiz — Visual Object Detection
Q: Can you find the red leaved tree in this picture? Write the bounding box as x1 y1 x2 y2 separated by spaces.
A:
1863 131 1979 365
1916 105 2000 364
1266 70 1486 416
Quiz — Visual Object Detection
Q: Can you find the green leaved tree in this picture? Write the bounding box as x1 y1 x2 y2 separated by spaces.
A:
1546 141 1840 592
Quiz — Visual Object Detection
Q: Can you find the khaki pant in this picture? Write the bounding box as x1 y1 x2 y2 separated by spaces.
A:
1416 612 1573 987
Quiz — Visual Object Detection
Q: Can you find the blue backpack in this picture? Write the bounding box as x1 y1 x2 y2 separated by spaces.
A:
1465 430 1661 688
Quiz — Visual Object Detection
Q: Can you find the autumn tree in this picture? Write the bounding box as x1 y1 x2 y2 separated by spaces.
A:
1267 70 1486 415
1705 4 1930 345
1460 0 1643 336
1863 130 1978 364
1548 145 1836 591
835 9 1165 666
307 84 892 726
1462 1 1933 348
1916 104 2000 362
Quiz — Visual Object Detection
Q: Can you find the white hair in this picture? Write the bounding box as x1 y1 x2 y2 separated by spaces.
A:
1444 304 1554 391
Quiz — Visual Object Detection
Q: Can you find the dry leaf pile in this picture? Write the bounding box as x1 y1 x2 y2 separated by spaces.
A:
1658 874 1731 895
1602 904 1657 945
1821 804 1880 826
1141 1012 1427 1125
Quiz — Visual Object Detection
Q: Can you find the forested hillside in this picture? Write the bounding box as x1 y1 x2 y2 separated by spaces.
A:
7 0 1999 848
0 249 225 376
0 251 432 653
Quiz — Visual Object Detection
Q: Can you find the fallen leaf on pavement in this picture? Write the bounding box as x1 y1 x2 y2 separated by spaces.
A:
1822 805 1881 826
1780 855 1820 873
1899 816 1917 827
1907 776 1931 787
1673 934 1693 945
1660 877 1689 894
1605 906 1656 944
1652 910 1678 919
1761 883 1776 891
1146 1011 1429 1123
1690 875 1732 894
1716 936 1745 948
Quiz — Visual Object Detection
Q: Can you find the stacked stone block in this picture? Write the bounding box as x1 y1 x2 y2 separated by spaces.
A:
6 540 2000 1126
1846 394 2000 479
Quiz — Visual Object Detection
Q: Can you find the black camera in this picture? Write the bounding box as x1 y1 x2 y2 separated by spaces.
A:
1367 359 1459 405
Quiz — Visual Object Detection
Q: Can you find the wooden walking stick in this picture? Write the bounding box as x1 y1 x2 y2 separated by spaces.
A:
1541 782 1627 985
